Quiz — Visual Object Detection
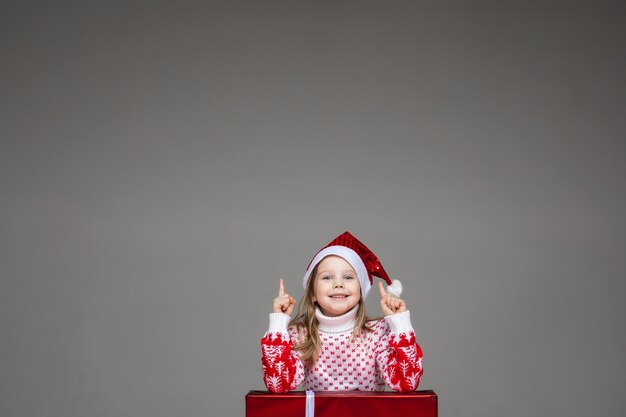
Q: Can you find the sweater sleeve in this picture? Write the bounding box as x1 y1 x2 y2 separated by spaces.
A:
376 310 424 392
260 313 305 393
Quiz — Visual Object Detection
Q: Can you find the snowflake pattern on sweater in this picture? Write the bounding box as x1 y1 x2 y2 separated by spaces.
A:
261 309 423 392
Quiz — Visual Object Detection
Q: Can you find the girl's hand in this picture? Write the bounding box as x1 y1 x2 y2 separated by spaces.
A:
378 281 407 316
273 278 296 315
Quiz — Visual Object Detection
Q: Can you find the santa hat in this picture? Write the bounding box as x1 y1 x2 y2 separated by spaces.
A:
302 231 402 299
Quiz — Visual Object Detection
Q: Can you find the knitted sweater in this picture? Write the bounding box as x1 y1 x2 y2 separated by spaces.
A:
261 306 423 392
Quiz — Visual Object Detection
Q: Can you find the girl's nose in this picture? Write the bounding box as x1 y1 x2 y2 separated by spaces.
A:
333 280 344 288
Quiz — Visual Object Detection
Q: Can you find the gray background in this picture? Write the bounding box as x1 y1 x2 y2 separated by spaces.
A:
2 1 625 416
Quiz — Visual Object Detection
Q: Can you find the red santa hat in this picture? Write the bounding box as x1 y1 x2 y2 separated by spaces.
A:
302 231 402 299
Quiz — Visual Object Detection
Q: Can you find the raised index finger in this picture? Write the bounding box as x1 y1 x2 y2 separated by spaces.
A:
278 277 285 296
378 281 387 298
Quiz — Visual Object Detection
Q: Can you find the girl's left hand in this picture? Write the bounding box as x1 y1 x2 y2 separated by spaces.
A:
378 281 407 316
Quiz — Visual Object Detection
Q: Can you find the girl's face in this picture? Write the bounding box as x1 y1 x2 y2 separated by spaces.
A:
313 255 361 317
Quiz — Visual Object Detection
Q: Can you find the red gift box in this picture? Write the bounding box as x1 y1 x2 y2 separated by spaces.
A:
246 390 437 417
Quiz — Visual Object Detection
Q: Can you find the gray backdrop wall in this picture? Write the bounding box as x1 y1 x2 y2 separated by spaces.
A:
2 1 625 417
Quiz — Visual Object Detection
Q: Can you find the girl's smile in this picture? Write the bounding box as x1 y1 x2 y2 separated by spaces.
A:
313 255 361 317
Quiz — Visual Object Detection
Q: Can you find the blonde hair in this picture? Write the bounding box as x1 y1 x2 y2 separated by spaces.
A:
289 263 375 367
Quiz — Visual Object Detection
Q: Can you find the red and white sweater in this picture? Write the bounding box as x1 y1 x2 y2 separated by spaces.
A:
261 306 423 392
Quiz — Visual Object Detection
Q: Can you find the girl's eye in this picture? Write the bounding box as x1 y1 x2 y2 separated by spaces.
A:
322 276 332 280
344 276 354 280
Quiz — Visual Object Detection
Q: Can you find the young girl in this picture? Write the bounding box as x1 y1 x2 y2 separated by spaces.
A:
261 231 423 392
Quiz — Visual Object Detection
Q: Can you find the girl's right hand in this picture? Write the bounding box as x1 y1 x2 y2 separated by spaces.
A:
273 277 296 315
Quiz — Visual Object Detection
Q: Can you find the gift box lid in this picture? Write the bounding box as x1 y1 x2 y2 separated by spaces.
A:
246 390 438 417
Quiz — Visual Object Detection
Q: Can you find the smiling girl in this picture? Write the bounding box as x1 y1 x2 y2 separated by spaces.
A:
260 232 423 392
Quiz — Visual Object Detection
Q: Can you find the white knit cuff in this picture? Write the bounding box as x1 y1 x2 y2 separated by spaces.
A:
385 310 414 334
268 312 290 335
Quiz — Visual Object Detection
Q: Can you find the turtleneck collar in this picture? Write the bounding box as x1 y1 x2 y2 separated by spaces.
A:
315 305 358 333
